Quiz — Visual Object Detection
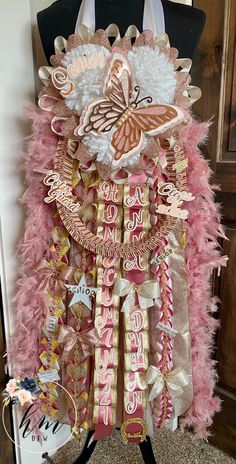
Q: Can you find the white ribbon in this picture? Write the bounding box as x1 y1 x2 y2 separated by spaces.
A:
113 278 160 312
75 0 165 35
146 365 190 402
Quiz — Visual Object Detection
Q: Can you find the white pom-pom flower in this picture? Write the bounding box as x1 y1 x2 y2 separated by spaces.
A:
82 130 148 168
128 46 176 105
62 44 111 114
83 133 113 165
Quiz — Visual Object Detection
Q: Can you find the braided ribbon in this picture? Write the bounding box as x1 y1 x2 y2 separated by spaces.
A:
147 365 189 402
113 278 160 312
58 325 99 359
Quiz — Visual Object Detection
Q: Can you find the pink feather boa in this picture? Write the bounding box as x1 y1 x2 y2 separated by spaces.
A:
8 105 58 377
179 118 226 440
8 108 225 440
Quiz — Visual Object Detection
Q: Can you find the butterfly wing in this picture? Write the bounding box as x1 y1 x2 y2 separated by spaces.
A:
76 53 132 137
104 53 132 108
132 104 185 135
111 117 144 169
76 98 123 136
111 104 185 169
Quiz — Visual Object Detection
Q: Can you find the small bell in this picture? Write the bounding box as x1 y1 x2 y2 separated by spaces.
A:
180 228 187 248
72 425 81 441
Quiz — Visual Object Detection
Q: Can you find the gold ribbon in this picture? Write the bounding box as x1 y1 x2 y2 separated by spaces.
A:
167 229 194 418
58 324 99 359
146 365 190 403
113 278 160 312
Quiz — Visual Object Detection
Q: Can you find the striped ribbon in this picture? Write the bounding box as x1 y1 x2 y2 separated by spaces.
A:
121 183 151 443
93 180 122 433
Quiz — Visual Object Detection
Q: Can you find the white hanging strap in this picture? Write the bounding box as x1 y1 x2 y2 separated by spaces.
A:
143 0 165 35
75 0 95 33
75 0 165 35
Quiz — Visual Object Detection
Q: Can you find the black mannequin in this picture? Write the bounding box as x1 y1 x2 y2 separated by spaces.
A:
37 0 205 64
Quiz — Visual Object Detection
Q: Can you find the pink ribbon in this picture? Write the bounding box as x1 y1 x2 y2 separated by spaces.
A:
141 157 160 187
58 325 99 359
37 260 75 295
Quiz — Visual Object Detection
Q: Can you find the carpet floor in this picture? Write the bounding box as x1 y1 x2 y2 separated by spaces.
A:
43 428 236 464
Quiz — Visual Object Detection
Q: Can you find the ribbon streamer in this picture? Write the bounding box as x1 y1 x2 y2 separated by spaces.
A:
146 365 189 402
113 278 160 312
58 325 99 359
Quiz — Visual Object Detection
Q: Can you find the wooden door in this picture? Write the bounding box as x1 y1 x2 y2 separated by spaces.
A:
192 0 236 457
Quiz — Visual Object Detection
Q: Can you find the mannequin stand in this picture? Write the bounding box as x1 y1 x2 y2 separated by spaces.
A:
42 452 54 463
42 430 157 464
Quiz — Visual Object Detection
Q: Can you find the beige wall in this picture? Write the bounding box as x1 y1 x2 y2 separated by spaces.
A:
0 1 43 462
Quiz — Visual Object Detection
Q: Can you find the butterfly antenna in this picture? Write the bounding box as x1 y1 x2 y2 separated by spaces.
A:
133 85 141 102
131 86 153 107
136 95 153 105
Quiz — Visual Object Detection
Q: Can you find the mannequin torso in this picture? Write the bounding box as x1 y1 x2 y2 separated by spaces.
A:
37 0 205 63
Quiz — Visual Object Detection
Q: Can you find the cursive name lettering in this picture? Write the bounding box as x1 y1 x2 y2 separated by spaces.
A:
43 171 80 212
156 182 194 219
